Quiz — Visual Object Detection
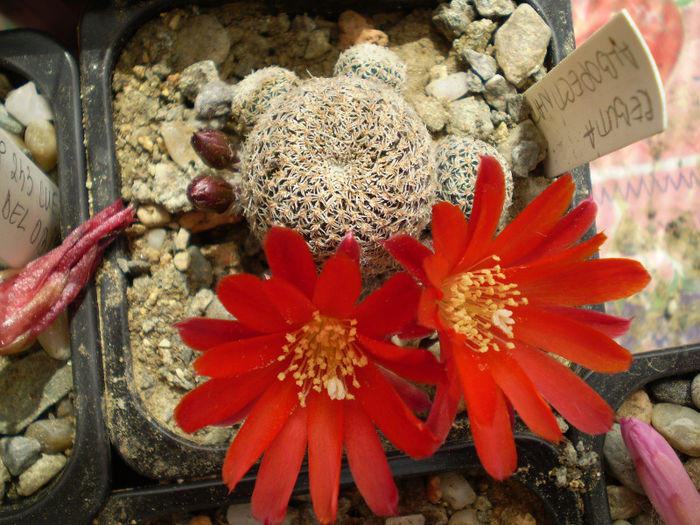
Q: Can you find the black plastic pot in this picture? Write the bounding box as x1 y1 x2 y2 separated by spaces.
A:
0 30 111 525
80 0 593 522
569 343 700 525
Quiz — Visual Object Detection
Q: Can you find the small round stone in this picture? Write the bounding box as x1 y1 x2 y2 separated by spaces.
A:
651 402 700 456
616 390 653 423
649 377 692 406
173 251 192 272
17 453 67 496
1 436 42 476
448 508 480 525
24 120 57 172
438 471 476 509
690 373 700 409
25 418 75 453
684 457 700 491
137 204 171 227
603 423 644 493
606 485 645 521
385 515 426 525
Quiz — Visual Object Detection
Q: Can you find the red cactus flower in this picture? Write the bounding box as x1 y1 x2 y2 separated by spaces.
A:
384 156 651 480
174 228 441 524
0 200 135 354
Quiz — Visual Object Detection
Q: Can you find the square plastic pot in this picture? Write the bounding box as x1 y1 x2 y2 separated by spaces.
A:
0 30 111 525
80 1 592 522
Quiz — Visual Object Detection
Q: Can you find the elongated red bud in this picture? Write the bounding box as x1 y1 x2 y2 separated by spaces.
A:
191 129 239 169
187 174 235 213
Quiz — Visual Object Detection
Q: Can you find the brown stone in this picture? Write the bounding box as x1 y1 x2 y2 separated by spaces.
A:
338 10 388 50
617 390 653 424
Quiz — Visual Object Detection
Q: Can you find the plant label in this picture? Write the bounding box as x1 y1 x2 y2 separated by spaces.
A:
524 9 666 176
0 128 60 268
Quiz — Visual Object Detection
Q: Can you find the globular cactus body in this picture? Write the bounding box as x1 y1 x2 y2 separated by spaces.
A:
333 43 407 92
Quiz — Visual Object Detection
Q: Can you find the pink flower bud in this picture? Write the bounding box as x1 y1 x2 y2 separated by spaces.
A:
620 416 700 525
187 174 235 214
191 129 239 169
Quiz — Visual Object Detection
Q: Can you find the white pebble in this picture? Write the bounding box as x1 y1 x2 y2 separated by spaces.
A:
37 311 71 360
173 251 191 271
439 472 477 509
5 82 54 126
145 228 168 250
174 227 191 250
137 204 171 227
448 508 481 525
17 453 66 496
386 515 426 525
226 503 298 525
425 72 471 101
160 121 200 169
24 120 57 172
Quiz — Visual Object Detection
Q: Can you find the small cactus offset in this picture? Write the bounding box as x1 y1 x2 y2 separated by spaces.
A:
333 43 407 92
240 75 436 277
434 135 514 221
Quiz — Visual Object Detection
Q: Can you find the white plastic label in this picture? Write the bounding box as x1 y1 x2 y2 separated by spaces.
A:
524 10 666 176
0 128 60 268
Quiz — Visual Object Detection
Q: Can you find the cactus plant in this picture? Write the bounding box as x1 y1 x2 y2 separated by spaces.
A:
333 43 407 92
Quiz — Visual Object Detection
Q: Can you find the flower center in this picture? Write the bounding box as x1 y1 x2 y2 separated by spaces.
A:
277 311 368 406
438 256 527 353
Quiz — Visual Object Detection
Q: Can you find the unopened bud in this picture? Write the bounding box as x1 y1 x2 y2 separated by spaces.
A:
187 174 234 214
191 129 239 169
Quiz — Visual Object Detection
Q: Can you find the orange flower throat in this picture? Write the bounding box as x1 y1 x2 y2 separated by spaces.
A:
277 311 368 406
438 257 528 353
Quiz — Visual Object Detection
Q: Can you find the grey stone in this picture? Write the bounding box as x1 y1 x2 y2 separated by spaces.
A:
652 402 700 456
446 96 494 138
474 0 516 17
497 119 547 176
5 81 54 126
453 19 497 54
1 436 41 476
173 15 231 70
606 485 645 521
17 453 67 496
603 423 644 494
685 457 700 491
152 162 190 213
692 373 700 409
186 287 216 317
433 0 475 40
161 120 201 169
426 72 473 101
630 514 656 525
174 227 191 251
386 516 426 525
410 93 449 133
494 4 551 86
56 397 74 419
25 418 75 453
484 74 517 111
304 28 332 60
649 377 693 406
0 352 73 434
187 246 214 290
179 60 220 102
195 80 236 119
448 508 480 525
616 390 653 424
612 521 633 525
506 93 526 121
438 471 476 509
0 103 24 135
462 49 498 81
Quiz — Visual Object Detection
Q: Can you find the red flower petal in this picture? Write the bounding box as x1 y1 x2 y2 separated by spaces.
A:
308 392 343 524
344 400 399 517
513 342 614 434
337 230 360 265
453 347 517 480
313 253 361 318
221 377 298 491
514 198 597 265
358 334 443 384
217 274 289 332
516 258 651 307
382 234 432 284
536 306 632 338
354 273 421 338
417 288 441 330
174 318 261 352
426 357 463 445
432 201 469 269
174 364 282 433
252 407 308 525
355 362 438 458
262 277 315 326
486 350 561 442
488 174 574 266
264 227 317 299
455 156 506 271
423 254 450 289
512 306 632 372
379 369 432 413
193 333 287 377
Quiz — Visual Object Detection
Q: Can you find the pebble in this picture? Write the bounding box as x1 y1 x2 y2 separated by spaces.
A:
432 0 475 40
172 14 231 70
692 374 700 409
438 471 476 509
195 80 236 119
37 310 72 360
0 103 24 135
474 0 516 18
1 436 42 476
160 121 200 169
616 390 653 423
305 28 333 60
137 203 171 227
685 457 700 491
603 423 644 494
187 246 214 289
462 49 498 81
186 288 215 317
448 508 480 525
386 515 426 525
145 228 168 250
446 96 494 138
606 485 645 520
226 503 297 525
409 93 448 133
5 82 54 126
152 162 191 212
425 72 472 101
17 453 67 496
497 119 546 176
24 120 57 172
651 402 700 456
337 10 388 50
56 397 74 419
453 19 496 54
649 377 693 406
493 4 551 86
484 74 517 111
174 227 191 251
25 418 75 453
174 251 192 272
178 60 220 103
612 521 632 525
499 507 535 525
0 352 72 435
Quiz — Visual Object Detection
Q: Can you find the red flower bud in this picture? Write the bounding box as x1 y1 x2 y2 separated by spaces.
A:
187 174 235 214
191 129 239 169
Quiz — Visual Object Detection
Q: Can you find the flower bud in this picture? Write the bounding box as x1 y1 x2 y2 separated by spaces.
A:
191 129 239 169
187 174 234 214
